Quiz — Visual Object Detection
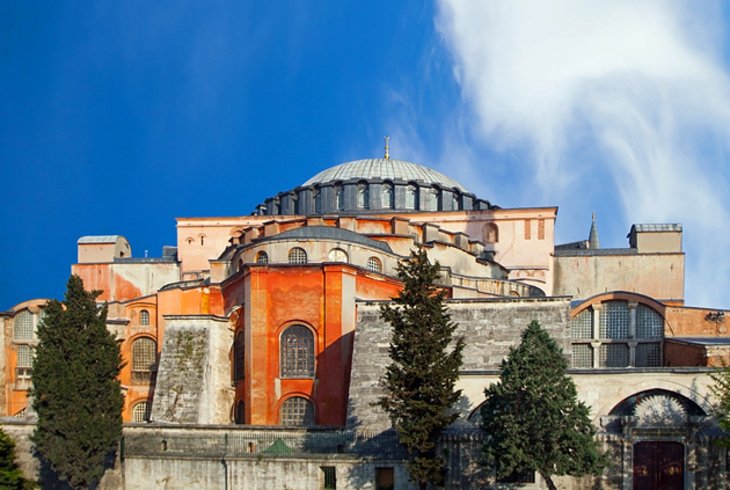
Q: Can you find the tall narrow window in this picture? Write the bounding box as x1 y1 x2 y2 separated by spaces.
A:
132 402 150 423
382 182 394 209
139 309 150 326
524 219 532 240
321 466 337 489
13 311 33 341
288 248 307 264
292 194 299 214
280 396 314 426
335 184 344 211
280 325 314 377
233 332 245 381
405 185 418 210
256 251 269 264
132 337 156 382
452 191 461 210
357 183 369 209
314 188 322 213
428 188 439 211
235 400 245 425
484 223 499 243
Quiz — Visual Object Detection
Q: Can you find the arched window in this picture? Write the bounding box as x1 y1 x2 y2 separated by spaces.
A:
139 310 150 326
233 332 245 382
357 183 369 209
484 223 499 243
405 184 418 210
452 190 462 210
288 248 307 264
256 251 269 264
280 325 314 377
313 188 322 213
132 337 156 382
280 396 314 426
428 188 440 211
382 182 394 209
235 400 245 425
366 257 382 273
328 248 348 263
335 184 344 211
132 401 150 423
13 311 33 341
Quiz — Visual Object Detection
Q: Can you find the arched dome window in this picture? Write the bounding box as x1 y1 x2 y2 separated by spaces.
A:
280 396 314 426
405 184 418 210
382 182 394 209
313 188 322 213
428 188 439 211
139 309 150 326
335 184 344 211
328 248 348 263
288 248 307 264
357 182 369 209
256 251 269 264
367 257 382 273
132 401 150 423
280 325 314 378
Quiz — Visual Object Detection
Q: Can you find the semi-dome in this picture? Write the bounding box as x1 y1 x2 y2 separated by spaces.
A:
303 158 469 193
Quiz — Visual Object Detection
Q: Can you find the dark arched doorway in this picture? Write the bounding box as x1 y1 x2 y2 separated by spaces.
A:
633 441 683 490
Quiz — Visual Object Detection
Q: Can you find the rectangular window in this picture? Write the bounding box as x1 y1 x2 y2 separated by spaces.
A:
321 466 336 489
538 219 545 240
375 467 394 490
571 343 593 368
599 343 629 367
524 219 532 239
635 342 661 367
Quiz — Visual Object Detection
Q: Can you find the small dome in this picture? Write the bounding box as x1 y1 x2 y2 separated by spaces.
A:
303 158 469 192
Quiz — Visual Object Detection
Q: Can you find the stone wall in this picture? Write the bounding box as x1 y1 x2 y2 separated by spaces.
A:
347 297 571 431
151 315 234 424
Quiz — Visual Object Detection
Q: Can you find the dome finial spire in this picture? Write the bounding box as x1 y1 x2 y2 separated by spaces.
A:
384 135 390 160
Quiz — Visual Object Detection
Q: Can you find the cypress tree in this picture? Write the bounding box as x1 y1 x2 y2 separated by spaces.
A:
480 320 605 490
378 249 465 489
0 429 29 489
30 275 123 489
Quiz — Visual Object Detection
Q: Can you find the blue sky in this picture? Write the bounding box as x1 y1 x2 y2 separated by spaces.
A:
2 1 730 310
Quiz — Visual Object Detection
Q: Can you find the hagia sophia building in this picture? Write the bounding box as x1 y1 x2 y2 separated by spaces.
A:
2 150 729 488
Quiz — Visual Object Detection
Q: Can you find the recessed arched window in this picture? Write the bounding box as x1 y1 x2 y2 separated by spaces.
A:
235 400 245 425
328 248 348 263
357 183 369 209
335 184 344 211
288 248 307 264
280 396 314 426
382 182 394 209
256 251 269 264
132 401 150 423
233 332 245 382
139 309 150 326
366 257 382 273
132 337 156 382
13 311 33 341
484 223 499 243
280 325 314 377
405 184 418 210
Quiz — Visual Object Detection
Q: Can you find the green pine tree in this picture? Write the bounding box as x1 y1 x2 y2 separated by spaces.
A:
710 364 730 446
480 321 605 490
0 429 30 489
30 275 124 489
378 249 465 489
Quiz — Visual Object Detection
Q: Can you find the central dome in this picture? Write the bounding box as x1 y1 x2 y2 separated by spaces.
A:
303 158 469 193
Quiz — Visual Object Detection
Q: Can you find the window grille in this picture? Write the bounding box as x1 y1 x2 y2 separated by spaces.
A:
571 344 593 368
328 249 348 263
357 184 369 209
598 343 629 367
256 251 269 264
234 332 245 381
140 309 150 326
382 183 394 209
570 309 592 339
405 185 418 210
16 345 32 368
599 301 630 339
281 325 314 377
366 257 382 273
288 248 307 264
132 337 156 382
321 466 336 489
132 402 150 423
13 311 33 341
280 396 314 426
636 305 663 339
635 342 661 367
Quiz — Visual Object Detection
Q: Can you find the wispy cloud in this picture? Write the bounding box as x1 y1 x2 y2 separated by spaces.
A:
431 0 730 307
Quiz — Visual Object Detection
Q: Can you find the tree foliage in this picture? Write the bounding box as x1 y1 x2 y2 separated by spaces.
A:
480 321 604 490
378 249 465 489
31 275 124 489
0 429 30 489
710 363 730 446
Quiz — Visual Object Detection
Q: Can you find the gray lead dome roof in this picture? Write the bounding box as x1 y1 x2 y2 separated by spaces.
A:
303 158 469 193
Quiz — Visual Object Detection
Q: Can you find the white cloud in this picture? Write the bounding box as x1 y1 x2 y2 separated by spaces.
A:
434 0 730 307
